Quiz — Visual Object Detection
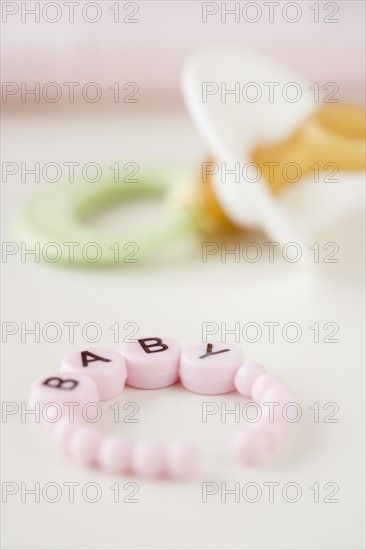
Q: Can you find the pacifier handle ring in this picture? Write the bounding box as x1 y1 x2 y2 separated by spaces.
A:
18 171 195 267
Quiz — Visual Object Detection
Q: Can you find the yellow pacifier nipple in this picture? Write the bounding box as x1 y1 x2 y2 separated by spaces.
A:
252 103 366 194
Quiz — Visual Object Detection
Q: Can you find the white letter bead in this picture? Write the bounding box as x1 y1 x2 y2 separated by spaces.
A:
60 348 127 401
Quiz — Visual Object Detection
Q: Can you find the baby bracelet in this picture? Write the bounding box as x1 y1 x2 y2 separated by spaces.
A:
29 337 296 479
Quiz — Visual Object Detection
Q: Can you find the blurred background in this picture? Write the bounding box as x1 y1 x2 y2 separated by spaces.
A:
2 0 365 107
1 1 365 550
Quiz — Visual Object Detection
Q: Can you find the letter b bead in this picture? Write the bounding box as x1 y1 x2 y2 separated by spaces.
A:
120 337 181 389
29 372 99 420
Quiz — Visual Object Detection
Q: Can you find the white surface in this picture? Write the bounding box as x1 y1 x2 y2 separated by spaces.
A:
1 110 365 550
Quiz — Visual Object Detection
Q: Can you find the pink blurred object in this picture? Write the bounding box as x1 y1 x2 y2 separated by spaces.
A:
131 440 166 478
234 362 266 397
251 373 283 403
67 425 103 465
2 1 365 107
166 443 199 479
98 434 133 474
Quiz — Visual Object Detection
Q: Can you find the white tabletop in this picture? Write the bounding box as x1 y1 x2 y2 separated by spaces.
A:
1 109 365 550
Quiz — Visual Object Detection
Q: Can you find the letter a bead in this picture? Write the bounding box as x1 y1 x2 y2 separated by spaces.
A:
61 348 127 401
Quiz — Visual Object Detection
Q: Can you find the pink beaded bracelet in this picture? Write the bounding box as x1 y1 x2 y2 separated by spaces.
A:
29 338 296 479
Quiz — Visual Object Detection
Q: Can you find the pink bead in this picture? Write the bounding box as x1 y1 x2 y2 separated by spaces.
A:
262 384 295 406
120 337 181 389
29 372 99 423
67 425 103 466
255 415 290 440
98 435 133 474
231 426 274 465
262 386 298 431
234 362 266 397
180 341 243 394
42 405 85 434
51 417 85 449
251 373 283 403
166 443 199 479
61 347 127 401
131 441 166 477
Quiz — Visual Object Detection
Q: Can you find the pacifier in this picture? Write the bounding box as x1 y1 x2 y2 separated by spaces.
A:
182 47 365 246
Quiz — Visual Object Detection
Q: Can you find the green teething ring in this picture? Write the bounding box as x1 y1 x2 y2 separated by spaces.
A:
18 171 196 267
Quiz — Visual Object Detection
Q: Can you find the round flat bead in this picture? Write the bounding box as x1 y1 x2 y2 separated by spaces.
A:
251 373 283 403
231 426 274 465
67 425 103 466
234 362 266 397
180 341 243 394
61 347 127 401
166 443 199 479
131 441 166 477
98 435 133 474
29 372 99 423
120 337 181 389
